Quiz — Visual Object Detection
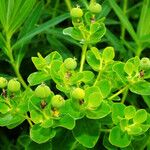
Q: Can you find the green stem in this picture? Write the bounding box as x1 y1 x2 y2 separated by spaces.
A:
79 44 88 72
121 0 128 39
6 35 28 89
139 136 150 150
121 88 129 103
65 0 72 11
70 141 78 150
25 114 33 127
108 86 128 101
52 0 59 18
136 46 143 57
93 59 103 86
100 128 111 132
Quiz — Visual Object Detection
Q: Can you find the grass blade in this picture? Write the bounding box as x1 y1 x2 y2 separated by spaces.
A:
108 0 139 44
137 0 150 37
12 13 70 50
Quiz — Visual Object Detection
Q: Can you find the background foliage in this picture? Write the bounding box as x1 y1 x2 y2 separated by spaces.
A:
0 0 150 150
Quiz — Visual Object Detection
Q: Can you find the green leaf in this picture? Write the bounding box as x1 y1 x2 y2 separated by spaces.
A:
113 62 127 84
30 124 56 144
47 36 72 58
62 100 84 119
0 102 10 114
120 119 128 131
13 13 69 49
108 0 139 44
27 141 52 150
0 113 24 127
133 109 147 124
30 110 44 124
8 0 36 34
112 103 125 124
142 95 150 108
86 92 103 109
102 47 115 62
86 50 100 71
124 62 134 76
27 71 51 86
109 126 131 148
52 130 85 150
86 101 111 119
63 27 84 42
137 0 150 37
105 29 127 55
130 80 150 95
41 119 53 128
71 71 95 84
18 1 43 38
16 2 43 66
91 47 101 60
0 0 7 27
45 51 63 63
72 118 100 148
53 115 75 130
103 133 118 150
124 106 136 120
85 86 101 103
89 23 106 44
50 60 63 83
17 135 31 148
0 32 6 49
127 124 142 135
96 79 111 98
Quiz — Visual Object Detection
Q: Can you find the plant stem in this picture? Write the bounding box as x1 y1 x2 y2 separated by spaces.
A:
108 86 128 101
79 44 88 72
70 141 78 150
6 35 28 89
65 0 72 11
121 0 128 39
121 87 128 103
100 128 111 132
52 0 60 18
136 46 143 57
93 59 103 86
25 114 33 127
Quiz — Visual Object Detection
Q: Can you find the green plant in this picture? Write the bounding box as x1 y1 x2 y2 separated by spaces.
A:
7 78 21 92
0 0 150 149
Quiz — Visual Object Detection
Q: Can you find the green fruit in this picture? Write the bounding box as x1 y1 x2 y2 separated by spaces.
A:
89 3 102 14
8 79 21 92
0 77 8 89
51 95 65 108
70 7 83 18
35 84 51 98
140 57 150 70
72 88 85 100
64 58 77 70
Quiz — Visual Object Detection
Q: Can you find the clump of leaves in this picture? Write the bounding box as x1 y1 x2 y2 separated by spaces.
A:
0 0 150 149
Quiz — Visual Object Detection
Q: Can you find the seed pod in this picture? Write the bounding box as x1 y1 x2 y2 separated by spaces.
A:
0 77 8 89
140 57 150 70
72 88 85 100
64 58 77 70
7 79 21 92
89 2 102 14
51 95 65 108
70 7 83 18
35 84 51 98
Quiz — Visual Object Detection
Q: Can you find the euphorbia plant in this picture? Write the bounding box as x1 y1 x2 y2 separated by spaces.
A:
0 0 150 149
